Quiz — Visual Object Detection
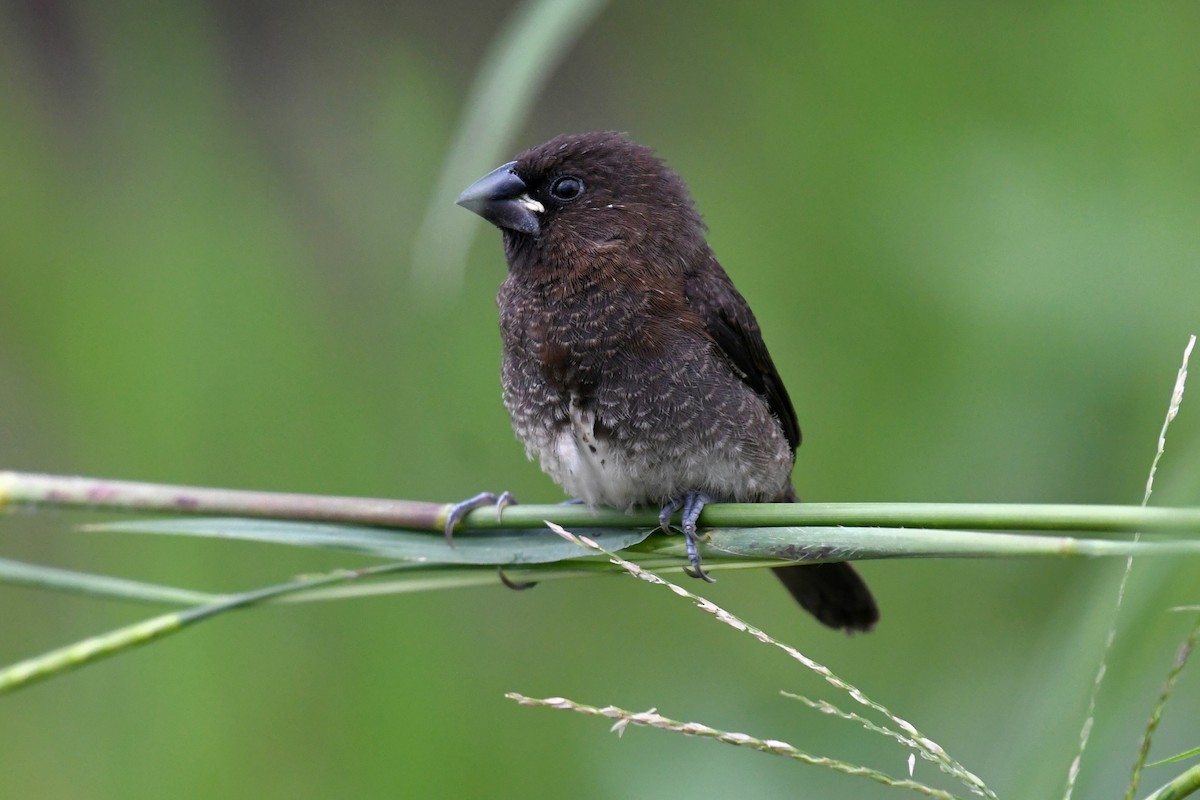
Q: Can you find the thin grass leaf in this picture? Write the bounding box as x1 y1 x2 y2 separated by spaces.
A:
280 556 787 602
409 0 608 298
0 557 220 605
0 610 187 695
0 561 413 696
86 517 652 564
282 564 599 601
1149 748 1200 769
88 517 1200 568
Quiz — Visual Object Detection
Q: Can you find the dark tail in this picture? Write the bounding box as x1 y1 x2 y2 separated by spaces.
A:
772 485 878 632
771 563 878 632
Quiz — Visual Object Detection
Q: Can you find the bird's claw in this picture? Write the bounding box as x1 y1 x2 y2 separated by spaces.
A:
657 497 683 532
659 491 716 583
497 566 538 591
444 490 517 547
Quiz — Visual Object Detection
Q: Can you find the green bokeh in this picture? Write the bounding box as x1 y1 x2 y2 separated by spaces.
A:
2 3 1198 798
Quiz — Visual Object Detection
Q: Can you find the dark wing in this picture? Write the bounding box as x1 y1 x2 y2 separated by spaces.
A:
684 255 801 450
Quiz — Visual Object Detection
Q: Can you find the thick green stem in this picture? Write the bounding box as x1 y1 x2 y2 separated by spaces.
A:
4 471 1200 535
0 471 447 529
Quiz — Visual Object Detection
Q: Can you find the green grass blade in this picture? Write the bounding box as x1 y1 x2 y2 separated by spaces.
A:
279 556 787 602
410 0 608 298
1149 748 1200 769
0 557 219 605
640 526 1200 562
1142 763 1200 800
0 561 413 696
452 502 1200 534
84 517 1200 566
7 471 1200 534
87 517 653 564
0 610 187 695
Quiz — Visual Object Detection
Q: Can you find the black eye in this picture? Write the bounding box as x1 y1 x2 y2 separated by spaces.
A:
549 176 584 201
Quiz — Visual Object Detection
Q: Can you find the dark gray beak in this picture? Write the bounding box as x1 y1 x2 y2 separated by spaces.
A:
455 161 543 236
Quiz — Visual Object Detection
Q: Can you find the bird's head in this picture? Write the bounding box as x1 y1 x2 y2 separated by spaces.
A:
456 132 707 271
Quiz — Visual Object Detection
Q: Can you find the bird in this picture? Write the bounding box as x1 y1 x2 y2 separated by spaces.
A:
452 131 878 632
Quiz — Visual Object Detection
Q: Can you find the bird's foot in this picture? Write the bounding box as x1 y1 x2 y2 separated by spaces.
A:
491 497 582 589
497 566 537 591
658 490 716 583
444 491 517 546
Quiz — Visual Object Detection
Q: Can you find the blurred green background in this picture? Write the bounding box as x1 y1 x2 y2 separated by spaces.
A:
3 2 1199 797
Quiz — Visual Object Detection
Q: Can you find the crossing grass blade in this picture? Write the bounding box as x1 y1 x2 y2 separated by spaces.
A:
0 557 220 605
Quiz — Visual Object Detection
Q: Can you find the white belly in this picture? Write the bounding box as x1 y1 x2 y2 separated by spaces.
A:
546 403 642 506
